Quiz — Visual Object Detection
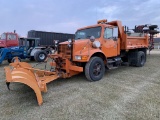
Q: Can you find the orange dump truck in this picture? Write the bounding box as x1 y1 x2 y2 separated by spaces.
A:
4 19 148 105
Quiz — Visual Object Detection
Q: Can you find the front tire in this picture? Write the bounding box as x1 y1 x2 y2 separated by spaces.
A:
85 57 105 81
34 50 47 62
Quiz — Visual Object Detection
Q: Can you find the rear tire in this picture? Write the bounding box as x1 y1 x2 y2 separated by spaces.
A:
34 50 47 62
85 57 105 81
135 51 146 67
128 52 136 66
128 51 146 67
121 56 128 62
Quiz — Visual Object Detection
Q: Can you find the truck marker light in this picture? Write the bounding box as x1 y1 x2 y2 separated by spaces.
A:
82 56 88 60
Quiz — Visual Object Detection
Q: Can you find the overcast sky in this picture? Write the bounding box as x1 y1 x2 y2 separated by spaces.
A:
0 0 160 37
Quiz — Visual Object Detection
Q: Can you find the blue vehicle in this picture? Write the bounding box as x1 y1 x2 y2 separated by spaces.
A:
0 38 50 64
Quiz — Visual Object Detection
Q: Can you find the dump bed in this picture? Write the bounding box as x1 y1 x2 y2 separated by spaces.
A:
107 20 149 50
120 32 148 50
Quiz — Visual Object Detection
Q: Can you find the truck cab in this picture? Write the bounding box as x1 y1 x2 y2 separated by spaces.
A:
0 32 19 48
74 22 119 58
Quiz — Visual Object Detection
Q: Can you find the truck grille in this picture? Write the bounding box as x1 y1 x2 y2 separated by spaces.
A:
58 44 71 56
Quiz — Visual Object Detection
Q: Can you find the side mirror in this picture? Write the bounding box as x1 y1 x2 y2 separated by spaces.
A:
90 36 95 42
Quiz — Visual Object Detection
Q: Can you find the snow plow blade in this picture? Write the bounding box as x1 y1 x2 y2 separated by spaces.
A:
4 62 59 105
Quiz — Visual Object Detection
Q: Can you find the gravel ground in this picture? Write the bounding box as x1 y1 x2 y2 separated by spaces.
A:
0 50 160 120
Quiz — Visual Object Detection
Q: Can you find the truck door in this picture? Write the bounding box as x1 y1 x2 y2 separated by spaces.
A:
102 27 118 57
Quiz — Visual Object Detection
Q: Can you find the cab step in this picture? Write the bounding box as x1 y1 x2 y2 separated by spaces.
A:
106 57 122 69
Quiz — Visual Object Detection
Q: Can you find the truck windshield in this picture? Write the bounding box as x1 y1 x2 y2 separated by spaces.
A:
0 33 6 40
75 26 101 40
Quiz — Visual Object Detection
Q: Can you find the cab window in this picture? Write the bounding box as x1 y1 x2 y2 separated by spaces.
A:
1 33 6 40
7 34 16 40
104 28 113 39
75 26 101 40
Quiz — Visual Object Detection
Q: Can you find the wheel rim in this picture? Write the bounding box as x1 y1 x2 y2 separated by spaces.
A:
39 54 45 60
93 63 102 76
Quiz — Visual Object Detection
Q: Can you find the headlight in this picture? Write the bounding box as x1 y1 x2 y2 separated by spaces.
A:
75 55 88 60
68 39 72 43
54 40 59 44
55 41 58 44
53 40 59 45
75 55 81 60
51 50 55 53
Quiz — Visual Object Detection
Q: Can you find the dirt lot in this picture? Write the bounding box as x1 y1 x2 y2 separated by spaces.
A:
0 50 160 120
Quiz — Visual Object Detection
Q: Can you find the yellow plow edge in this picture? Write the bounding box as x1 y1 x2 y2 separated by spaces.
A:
4 62 59 105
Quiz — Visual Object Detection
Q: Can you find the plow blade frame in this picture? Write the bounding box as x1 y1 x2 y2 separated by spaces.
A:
4 62 59 105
